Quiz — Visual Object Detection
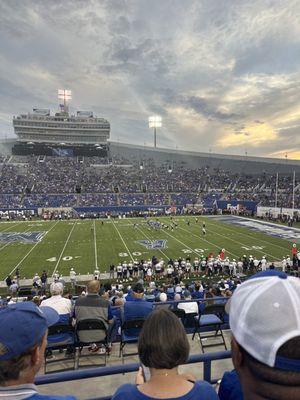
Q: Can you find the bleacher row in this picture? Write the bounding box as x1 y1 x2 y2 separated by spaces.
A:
42 296 229 374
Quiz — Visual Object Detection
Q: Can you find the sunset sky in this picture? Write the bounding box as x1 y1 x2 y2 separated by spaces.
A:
1 0 300 159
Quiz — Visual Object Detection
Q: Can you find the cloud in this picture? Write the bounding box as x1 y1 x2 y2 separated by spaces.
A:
0 0 300 159
218 122 278 148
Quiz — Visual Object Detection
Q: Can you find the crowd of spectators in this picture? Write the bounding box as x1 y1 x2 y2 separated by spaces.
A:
0 155 299 209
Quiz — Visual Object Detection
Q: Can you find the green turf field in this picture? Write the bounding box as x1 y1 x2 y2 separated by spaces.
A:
0 215 297 281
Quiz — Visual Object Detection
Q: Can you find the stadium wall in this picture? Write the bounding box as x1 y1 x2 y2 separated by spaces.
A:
257 206 300 217
73 205 183 213
216 200 257 211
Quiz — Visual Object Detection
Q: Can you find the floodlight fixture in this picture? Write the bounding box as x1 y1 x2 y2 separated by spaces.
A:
58 89 72 101
148 115 162 148
58 89 72 113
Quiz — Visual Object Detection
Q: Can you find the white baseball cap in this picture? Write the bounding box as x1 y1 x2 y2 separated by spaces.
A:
226 270 300 371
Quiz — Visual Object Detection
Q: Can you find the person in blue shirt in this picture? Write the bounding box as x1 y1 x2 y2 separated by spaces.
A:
0 302 76 400
112 308 218 400
123 282 153 336
218 369 243 400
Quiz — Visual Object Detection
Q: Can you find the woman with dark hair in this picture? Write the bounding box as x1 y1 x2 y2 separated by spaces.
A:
112 308 218 399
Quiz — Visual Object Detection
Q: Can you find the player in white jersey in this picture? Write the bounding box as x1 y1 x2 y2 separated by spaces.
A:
224 257 230 274
94 267 100 280
133 259 139 277
200 258 207 272
281 257 287 272
207 258 213 276
232 259 237 276
53 271 60 282
186 260 191 278
155 262 162 278
69 268 77 288
193 258 199 273
128 261 133 278
253 257 259 271
166 264 173 281
32 273 41 288
146 266 152 282
220 259 225 273
287 256 293 269
116 263 123 280
260 256 267 271
237 259 243 274
122 262 128 280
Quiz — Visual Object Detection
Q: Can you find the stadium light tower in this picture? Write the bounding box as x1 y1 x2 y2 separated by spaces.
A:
148 115 162 148
58 89 72 114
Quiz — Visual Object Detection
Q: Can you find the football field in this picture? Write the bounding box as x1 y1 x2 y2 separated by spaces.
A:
0 215 298 281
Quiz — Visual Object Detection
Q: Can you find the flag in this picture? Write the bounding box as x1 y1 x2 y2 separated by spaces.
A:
292 243 297 255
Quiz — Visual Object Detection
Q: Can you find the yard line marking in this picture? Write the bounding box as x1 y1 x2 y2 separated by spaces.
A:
112 221 134 261
206 218 290 252
93 219 98 268
0 222 20 232
195 222 278 260
160 225 236 258
52 221 77 277
8 220 60 278
177 225 239 258
133 223 169 261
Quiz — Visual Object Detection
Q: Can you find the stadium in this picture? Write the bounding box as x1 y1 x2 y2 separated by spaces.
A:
1 1 300 400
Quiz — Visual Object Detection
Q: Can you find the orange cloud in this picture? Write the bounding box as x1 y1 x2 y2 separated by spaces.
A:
270 149 300 160
217 122 277 148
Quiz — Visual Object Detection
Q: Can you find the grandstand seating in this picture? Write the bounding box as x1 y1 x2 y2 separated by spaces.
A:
0 155 298 210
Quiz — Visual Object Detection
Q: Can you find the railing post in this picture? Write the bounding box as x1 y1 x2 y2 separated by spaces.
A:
203 360 212 382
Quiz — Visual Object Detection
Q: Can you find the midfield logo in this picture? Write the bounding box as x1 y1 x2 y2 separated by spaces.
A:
136 239 167 249
0 232 45 244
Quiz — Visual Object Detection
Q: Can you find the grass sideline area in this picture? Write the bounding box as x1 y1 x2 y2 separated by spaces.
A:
0 215 296 282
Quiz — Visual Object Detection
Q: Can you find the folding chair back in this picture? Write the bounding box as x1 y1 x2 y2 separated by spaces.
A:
171 308 185 319
119 318 145 361
76 318 107 344
75 319 108 369
202 303 226 321
45 323 75 373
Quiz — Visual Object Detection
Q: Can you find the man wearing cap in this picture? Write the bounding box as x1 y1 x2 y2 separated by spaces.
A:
123 283 152 336
227 270 300 400
0 302 76 399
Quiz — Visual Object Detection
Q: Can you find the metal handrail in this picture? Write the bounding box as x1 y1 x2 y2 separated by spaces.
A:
36 350 232 400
